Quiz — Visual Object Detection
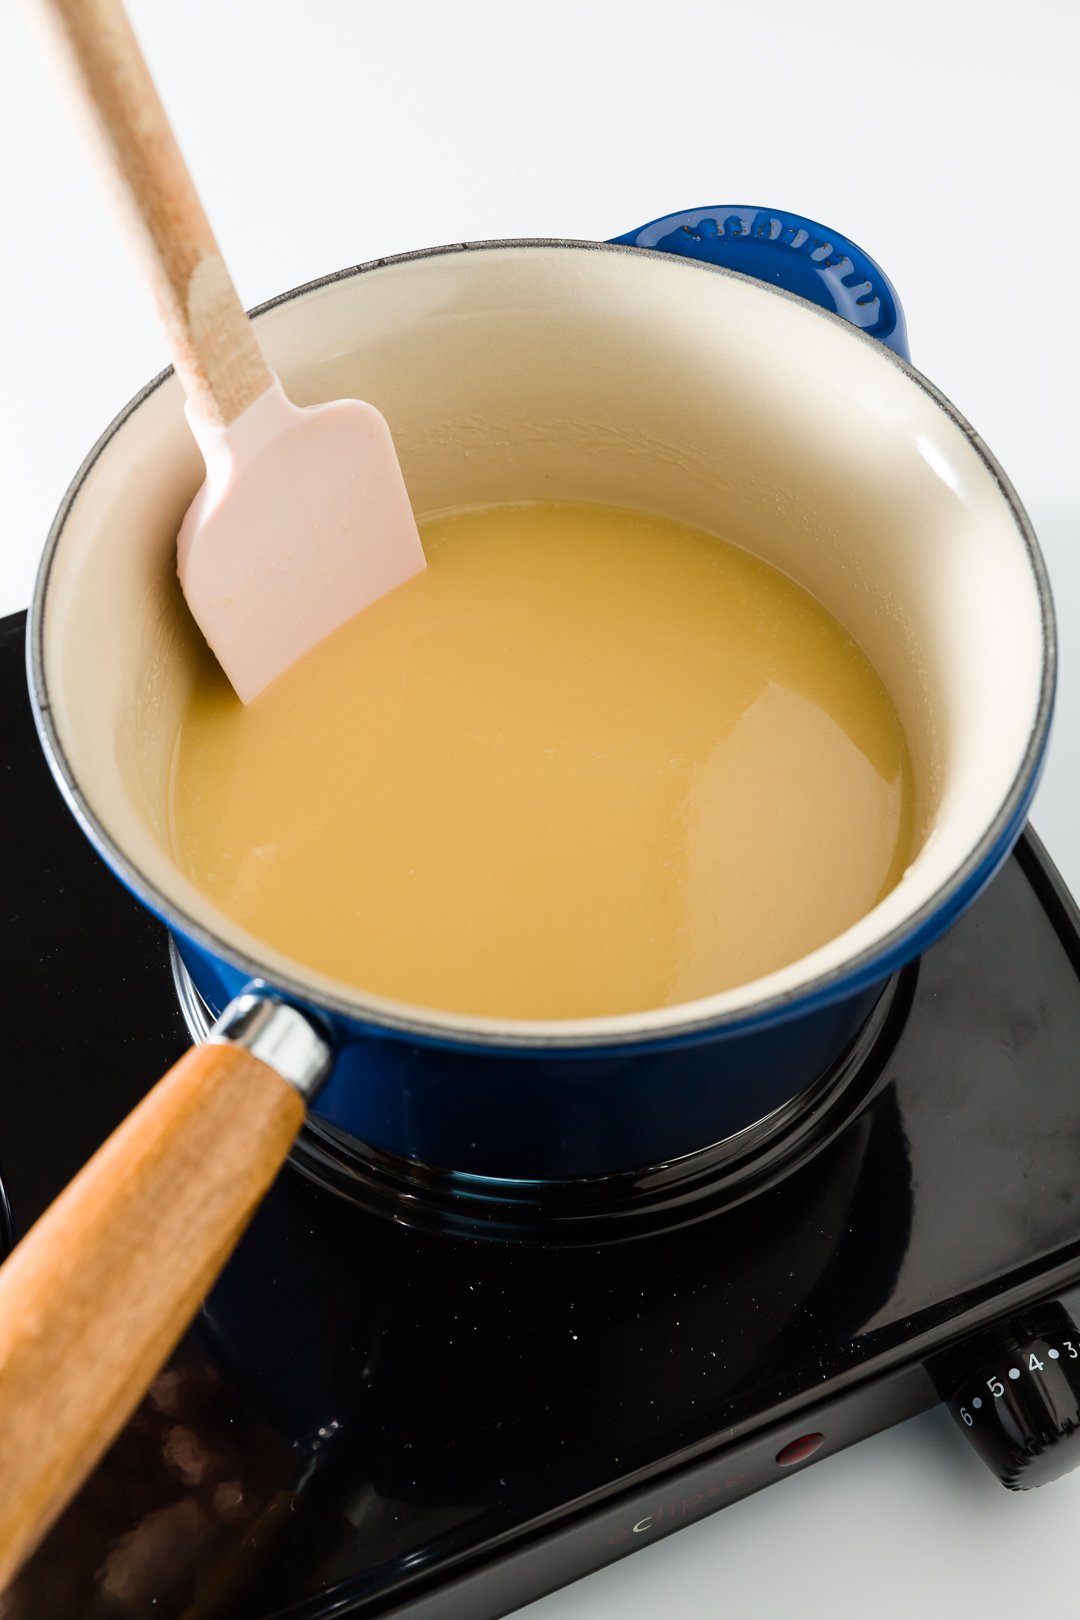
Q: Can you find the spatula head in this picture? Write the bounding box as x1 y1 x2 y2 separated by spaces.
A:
177 377 426 702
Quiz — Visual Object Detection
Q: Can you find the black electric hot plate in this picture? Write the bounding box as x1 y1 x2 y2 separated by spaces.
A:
5 609 1080 1620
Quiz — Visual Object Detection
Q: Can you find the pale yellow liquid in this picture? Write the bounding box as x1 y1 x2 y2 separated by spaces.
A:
170 502 915 1019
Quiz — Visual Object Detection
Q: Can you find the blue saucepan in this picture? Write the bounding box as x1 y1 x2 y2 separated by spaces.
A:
28 205 1054 1197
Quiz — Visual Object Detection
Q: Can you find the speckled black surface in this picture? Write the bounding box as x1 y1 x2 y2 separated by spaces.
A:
5 607 1080 1620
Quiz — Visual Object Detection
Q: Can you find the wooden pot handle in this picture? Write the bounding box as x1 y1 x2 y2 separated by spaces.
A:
25 0 272 426
0 997 330 1592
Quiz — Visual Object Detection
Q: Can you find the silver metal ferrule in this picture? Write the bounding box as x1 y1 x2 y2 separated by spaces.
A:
207 994 332 1103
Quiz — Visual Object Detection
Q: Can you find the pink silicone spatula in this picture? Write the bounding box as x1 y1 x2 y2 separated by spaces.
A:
33 0 426 701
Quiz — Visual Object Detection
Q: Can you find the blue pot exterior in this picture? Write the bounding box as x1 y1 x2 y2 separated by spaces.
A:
175 930 888 1178
34 206 1055 1183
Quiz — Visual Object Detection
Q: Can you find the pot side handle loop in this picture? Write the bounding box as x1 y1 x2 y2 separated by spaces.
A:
609 206 910 359
0 993 331 1592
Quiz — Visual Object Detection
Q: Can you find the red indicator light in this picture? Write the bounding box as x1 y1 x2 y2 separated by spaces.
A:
775 1432 825 1468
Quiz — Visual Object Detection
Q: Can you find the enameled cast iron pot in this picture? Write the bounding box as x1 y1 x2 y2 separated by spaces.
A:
28 205 1055 1188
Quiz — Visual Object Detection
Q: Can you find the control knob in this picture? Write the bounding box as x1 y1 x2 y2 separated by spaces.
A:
936 1304 1080 1489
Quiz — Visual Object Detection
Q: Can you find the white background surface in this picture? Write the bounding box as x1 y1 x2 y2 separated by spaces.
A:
2 1 1079 1615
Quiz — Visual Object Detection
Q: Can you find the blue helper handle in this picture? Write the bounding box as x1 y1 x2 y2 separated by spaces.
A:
610 205 909 360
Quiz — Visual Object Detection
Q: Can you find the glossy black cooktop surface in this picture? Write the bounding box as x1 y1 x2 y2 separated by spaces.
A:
5 609 1080 1620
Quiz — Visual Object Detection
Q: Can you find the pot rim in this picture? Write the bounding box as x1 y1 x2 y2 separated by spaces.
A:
26 237 1058 1052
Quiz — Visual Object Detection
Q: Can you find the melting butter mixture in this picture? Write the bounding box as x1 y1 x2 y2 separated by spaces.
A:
170 502 914 1019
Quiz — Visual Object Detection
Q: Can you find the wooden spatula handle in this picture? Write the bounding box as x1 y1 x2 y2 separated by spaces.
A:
27 0 272 425
0 1011 325 1592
